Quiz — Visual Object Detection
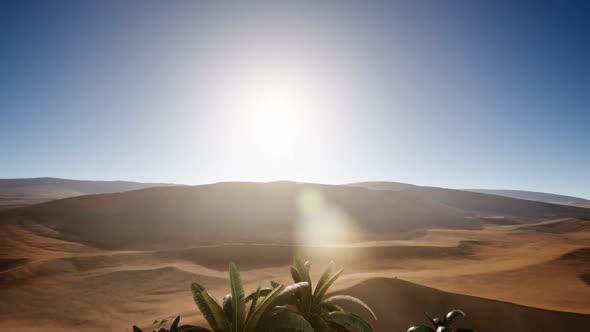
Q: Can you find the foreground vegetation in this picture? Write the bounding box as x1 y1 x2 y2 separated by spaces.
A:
133 259 475 332
133 259 374 332
407 309 476 332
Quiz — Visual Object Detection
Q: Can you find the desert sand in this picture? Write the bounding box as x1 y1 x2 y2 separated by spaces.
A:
0 182 588 331
0 177 177 210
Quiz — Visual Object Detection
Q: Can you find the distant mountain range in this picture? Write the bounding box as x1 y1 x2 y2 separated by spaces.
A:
1 180 588 250
0 177 179 209
1 177 588 212
464 189 590 205
350 181 590 207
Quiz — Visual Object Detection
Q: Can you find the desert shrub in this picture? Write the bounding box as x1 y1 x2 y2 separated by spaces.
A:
193 262 313 332
133 316 206 332
288 258 377 332
134 262 312 332
407 309 476 332
132 260 377 332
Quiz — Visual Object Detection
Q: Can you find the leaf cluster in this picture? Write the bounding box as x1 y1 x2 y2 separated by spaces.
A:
407 310 476 332
132 259 377 332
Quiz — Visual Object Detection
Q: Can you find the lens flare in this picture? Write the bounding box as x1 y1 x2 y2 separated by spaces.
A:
296 187 353 247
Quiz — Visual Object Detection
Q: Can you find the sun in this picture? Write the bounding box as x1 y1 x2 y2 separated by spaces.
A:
252 98 298 159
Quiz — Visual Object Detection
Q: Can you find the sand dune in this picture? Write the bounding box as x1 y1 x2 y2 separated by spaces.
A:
354 181 590 220
1 265 225 331
0 241 474 287
1 181 589 331
464 188 590 205
0 221 93 260
1 221 588 328
1 182 475 250
0 177 178 210
517 217 590 233
1 236 588 330
4 182 589 252
418 246 590 313
339 277 590 332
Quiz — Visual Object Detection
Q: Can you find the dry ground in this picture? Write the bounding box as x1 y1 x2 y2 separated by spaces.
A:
1 217 588 331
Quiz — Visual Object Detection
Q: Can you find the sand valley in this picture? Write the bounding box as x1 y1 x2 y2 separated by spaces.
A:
1 181 589 331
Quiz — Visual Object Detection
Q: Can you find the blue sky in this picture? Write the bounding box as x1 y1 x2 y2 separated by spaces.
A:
1 0 588 198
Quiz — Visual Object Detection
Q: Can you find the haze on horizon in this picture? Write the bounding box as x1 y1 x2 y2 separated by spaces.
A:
0 0 588 198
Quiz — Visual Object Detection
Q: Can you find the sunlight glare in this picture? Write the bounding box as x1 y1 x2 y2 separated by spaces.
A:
296 187 354 246
253 98 298 160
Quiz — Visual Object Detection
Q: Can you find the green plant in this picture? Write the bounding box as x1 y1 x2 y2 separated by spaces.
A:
133 316 206 332
407 309 476 332
288 258 377 332
190 262 313 332
132 260 377 332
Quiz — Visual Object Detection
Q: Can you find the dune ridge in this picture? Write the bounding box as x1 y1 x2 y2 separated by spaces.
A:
339 277 590 332
1 181 589 331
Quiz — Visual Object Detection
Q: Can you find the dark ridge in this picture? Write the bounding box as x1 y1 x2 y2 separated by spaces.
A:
0 258 28 272
339 277 590 332
558 247 590 261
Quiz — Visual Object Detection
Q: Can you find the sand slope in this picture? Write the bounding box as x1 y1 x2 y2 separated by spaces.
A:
340 277 590 332
464 188 590 205
1 182 589 331
4 182 589 251
0 177 178 210
354 181 590 220
1 182 475 250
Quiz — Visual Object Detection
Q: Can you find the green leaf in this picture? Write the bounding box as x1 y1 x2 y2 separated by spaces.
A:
294 257 312 287
314 262 335 297
229 262 246 332
327 320 350 332
246 285 261 319
313 263 343 307
295 258 313 310
244 285 284 332
259 309 314 332
326 312 375 332
222 294 233 320
320 302 344 314
424 312 437 327
170 316 181 332
290 266 302 283
322 295 377 319
311 314 332 332
245 288 273 302
191 282 230 332
133 326 143 332
291 260 313 317
445 309 466 325
275 281 309 305
177 326 214 332
407 326 436 332
270 281 281 289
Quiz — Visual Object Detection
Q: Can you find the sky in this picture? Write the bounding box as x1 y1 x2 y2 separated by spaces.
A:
0 0 589 198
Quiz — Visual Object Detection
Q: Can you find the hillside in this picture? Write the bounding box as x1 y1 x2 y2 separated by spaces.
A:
0 181 470 251
464 189 590 206
2 181 589 253
340 277 590 332
1 181 589 330
0 177 179 210
353 182 590 221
